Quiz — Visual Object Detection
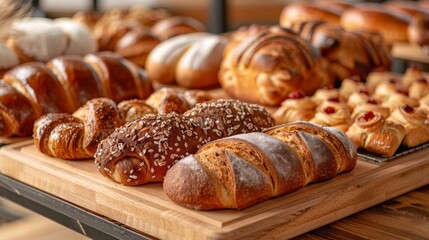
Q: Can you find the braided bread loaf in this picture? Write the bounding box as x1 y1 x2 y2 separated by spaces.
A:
219 26 330 106
0 52 153 137
163 121 357 210
94 99 274 185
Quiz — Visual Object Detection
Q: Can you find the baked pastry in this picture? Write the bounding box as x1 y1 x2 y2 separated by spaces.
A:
163 121 357 210
115 28 160 68
94 99 275 185
287 21 390 84
117 99 156 123
311 86 341 105
340 76 367 101
409 77 429 100
419 94 429 115
34 98 124 159
347 88 371 109
279 2 343 28
373 78 400 101
347 111 406 156
402 64 424 89
340 4 411 46
387 104 429 147
273 90 317 124
145 33 227 89
366 70 400 93
381 92 419 113
310 101 352 132
350 98 390 121
219 26 330 106
151 16 206 41
0 52 153 137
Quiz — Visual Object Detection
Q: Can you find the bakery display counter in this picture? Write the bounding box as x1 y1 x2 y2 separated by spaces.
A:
0 139 427 239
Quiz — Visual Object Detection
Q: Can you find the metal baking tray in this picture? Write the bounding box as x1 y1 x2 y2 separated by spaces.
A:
357 142 429 163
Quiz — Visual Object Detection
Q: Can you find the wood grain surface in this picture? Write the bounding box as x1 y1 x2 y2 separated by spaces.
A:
0 140 428 239
295 185 429 239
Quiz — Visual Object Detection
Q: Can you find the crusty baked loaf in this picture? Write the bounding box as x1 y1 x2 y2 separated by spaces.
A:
0 52 153 137
145 33 227 89
94 99 274 185
219 26 330 106
163 121 357 210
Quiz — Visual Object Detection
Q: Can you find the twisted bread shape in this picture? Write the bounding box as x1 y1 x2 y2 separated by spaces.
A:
34 89 211 159
0 52 153 137
94 99 275 185
219 26 329 106
163 121 357 210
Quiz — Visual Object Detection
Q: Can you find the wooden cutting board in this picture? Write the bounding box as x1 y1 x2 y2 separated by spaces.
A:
0 140 428 239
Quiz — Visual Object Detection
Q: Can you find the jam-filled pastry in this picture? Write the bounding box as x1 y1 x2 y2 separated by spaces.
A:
381 92 419 113
373 77 400 101
339 75 367 101
310 103 352 133
311 86 342 105
366 69 399 93
351 98 390 121
402 64 423 89
346 111 406 157
347 88 371 109
409 77 429 100
273 90 317 124
419 94 429 115
387 105 429 147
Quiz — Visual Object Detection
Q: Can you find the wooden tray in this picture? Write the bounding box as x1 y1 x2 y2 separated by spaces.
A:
0 140 428 239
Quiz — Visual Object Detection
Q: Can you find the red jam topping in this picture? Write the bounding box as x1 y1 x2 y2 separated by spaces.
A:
387 78 397 84
327 96 340 102
323 106 336 114
287 90 306 99
362 111 375 121
358 88 369 95
323 85 334 90
350 75 361 83
417 77 427 84
401 104 414 113
397 89 409 96
367 98 379 105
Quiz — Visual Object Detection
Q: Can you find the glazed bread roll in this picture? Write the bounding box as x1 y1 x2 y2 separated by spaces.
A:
286 21 391 83
279 2 344 28
347 111 406 157
151 16 206 41
340 4 411 46
0 52 153 137
163 121 357 210
219 26 330 106
146 33 227 89
94 99 274 185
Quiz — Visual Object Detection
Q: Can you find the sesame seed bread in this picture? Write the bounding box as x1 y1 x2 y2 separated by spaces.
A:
94 99 274 185
163 121 357 210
